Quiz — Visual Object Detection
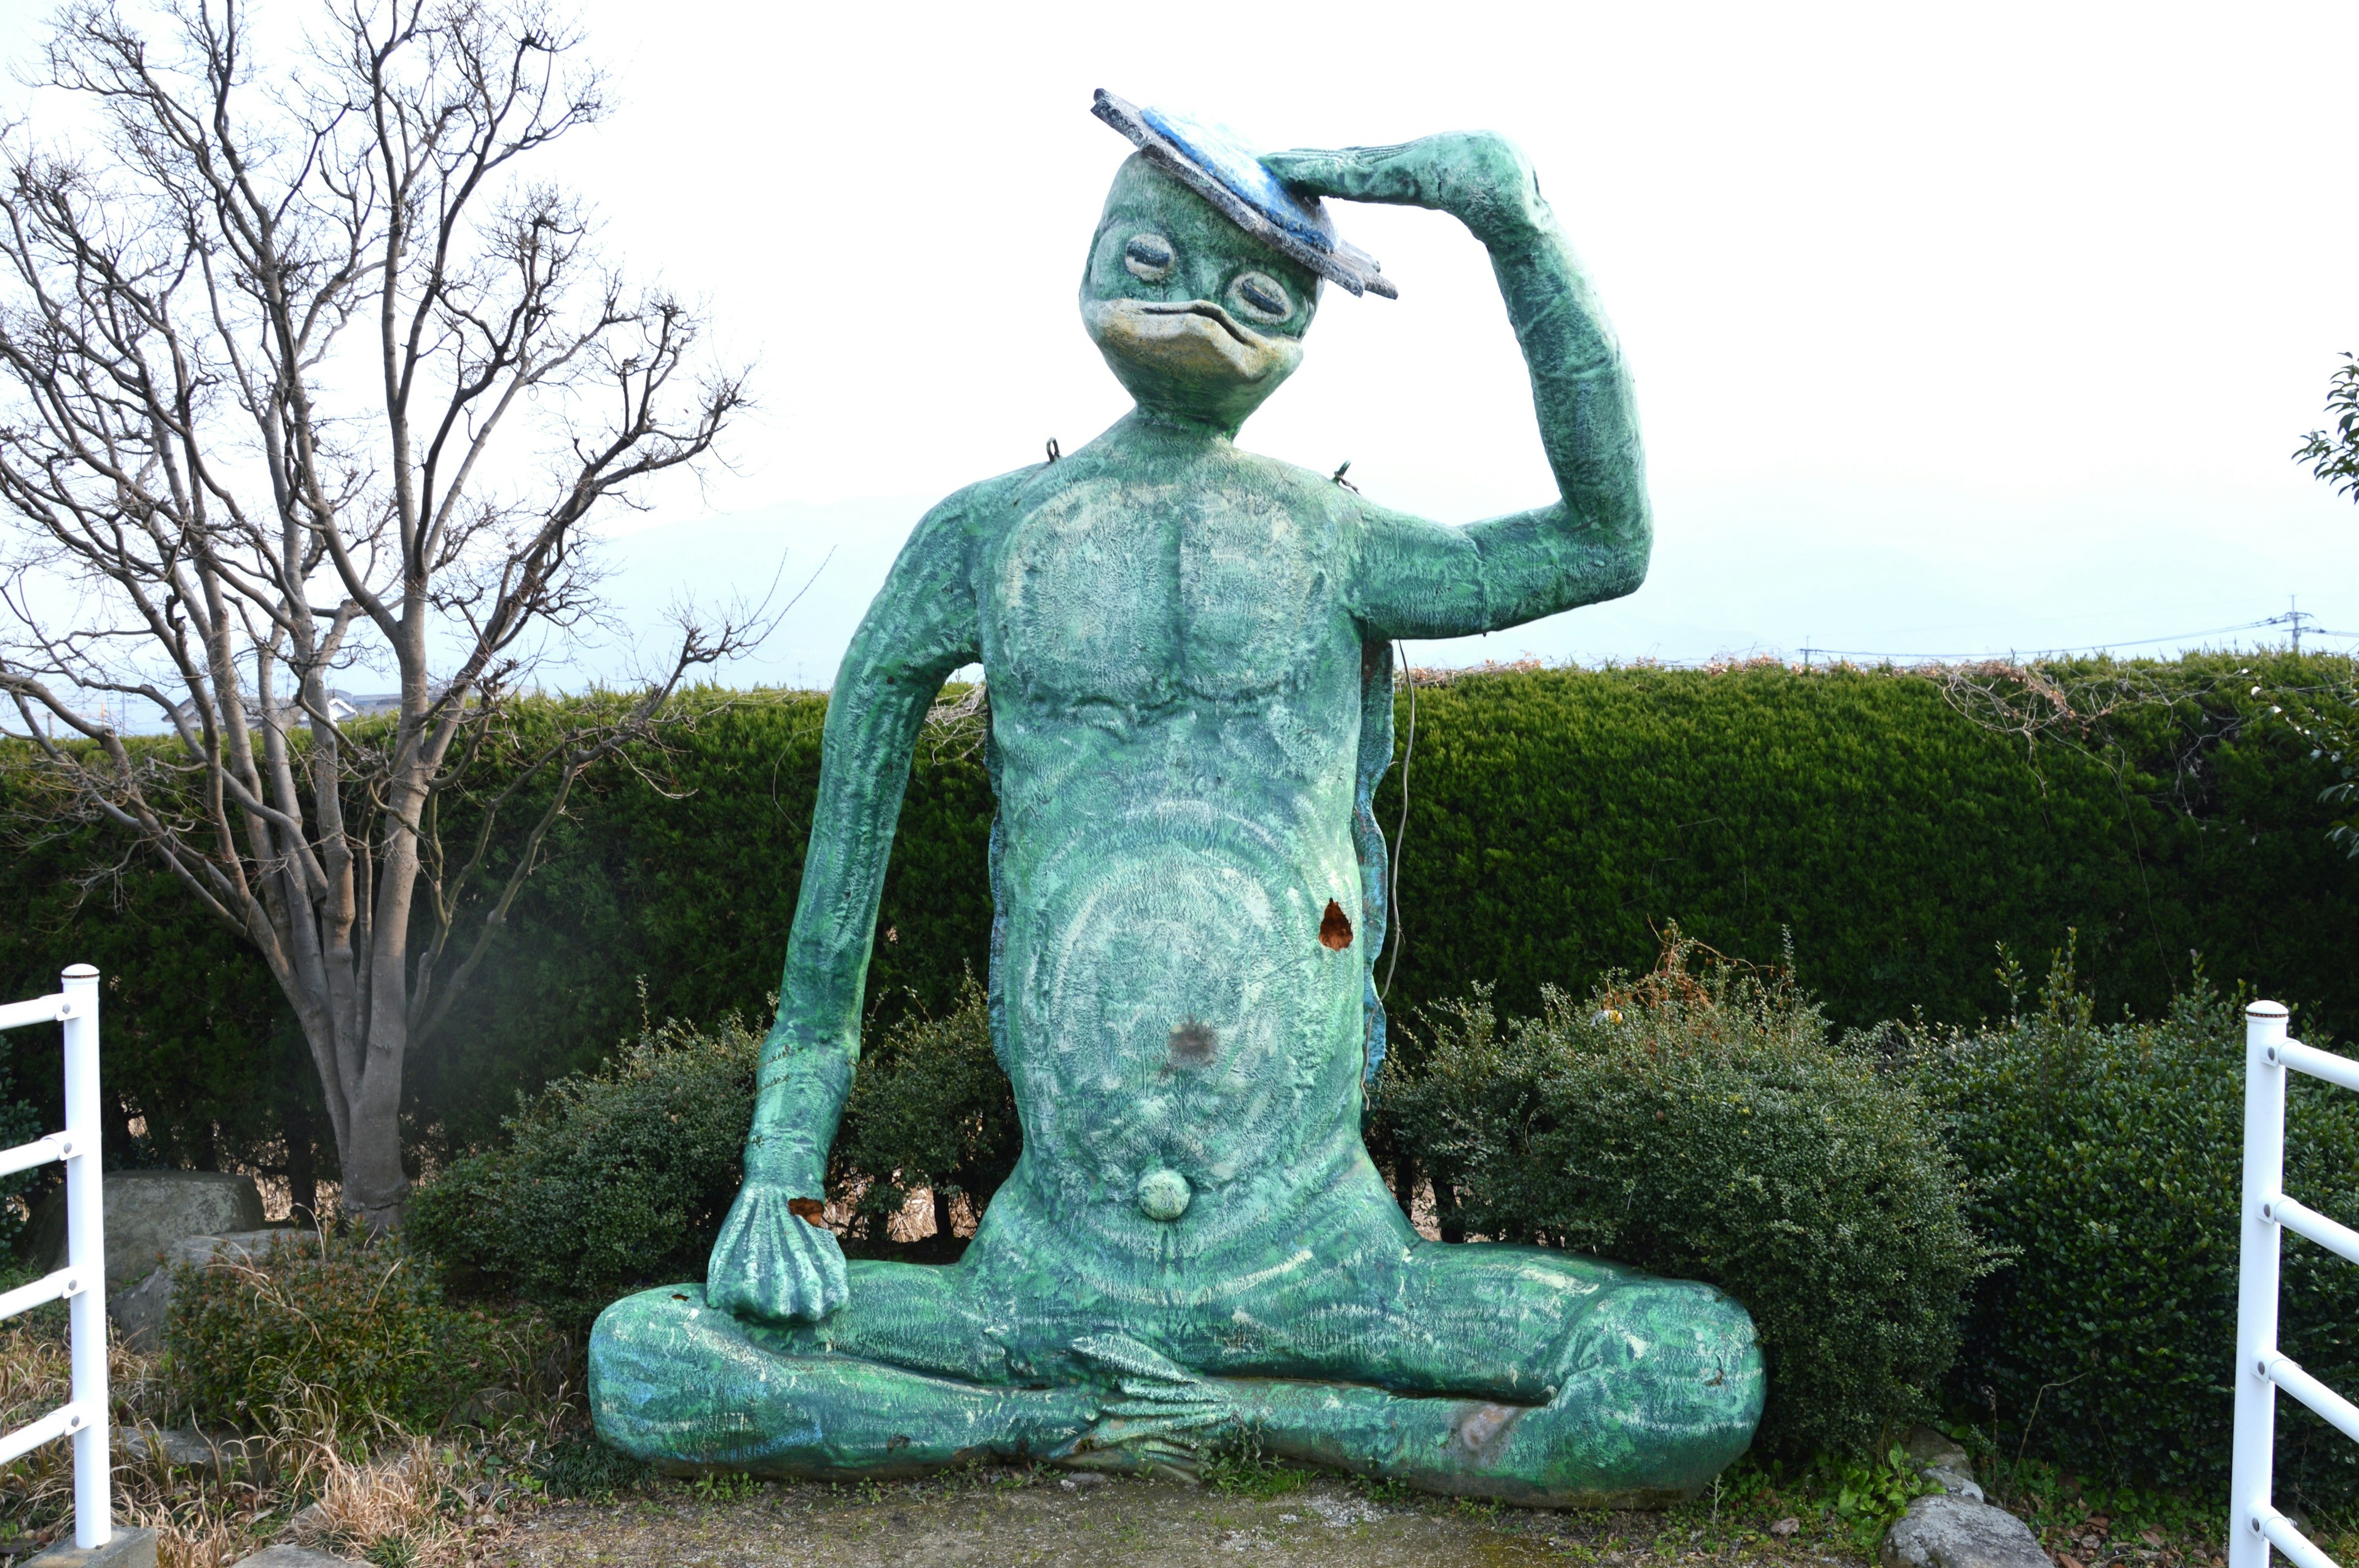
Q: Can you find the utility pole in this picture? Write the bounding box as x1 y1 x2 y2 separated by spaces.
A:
2263 597 2314 655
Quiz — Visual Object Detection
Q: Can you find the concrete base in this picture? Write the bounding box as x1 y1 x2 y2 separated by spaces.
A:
22 1525 158 1567
226 1548 358 1566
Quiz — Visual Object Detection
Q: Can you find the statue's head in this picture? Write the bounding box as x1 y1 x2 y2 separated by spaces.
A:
1081 154 1321 432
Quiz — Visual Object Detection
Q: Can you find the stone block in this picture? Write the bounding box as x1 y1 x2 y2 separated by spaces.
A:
111 1230 303 1351
1903 1422 1973 1475
26 1172 265 1290
1924 1464 1985 1502
22 1525 158 1566
227 1548 358 1566
116 1422 264 1478
1882 1494 2049 1568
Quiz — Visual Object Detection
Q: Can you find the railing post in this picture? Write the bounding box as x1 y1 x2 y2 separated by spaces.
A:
2232 999 2289 1568
58 962 109 1551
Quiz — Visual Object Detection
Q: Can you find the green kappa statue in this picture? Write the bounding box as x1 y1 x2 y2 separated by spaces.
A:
589 91 1764 1506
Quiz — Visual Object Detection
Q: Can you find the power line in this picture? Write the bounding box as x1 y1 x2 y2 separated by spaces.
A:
1792 614 2352 666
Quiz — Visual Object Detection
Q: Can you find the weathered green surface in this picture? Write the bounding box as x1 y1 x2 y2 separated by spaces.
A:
589 128 1762 1506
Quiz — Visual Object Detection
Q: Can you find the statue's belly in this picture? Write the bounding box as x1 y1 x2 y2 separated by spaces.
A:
998 795 1364 1254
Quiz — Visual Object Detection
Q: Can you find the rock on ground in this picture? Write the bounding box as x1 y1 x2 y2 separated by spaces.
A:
1901 1426 1985 1503
116 1422 265 1478
1902 1427 1971 1475
1881 1493 2049 1568
27 1172 265 1292
109 1226 304 1348
110 1228 309 1351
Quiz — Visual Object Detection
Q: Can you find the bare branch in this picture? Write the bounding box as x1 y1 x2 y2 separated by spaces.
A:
0 0 745 1228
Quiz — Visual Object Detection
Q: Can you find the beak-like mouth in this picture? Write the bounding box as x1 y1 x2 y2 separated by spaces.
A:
1136 298 1260 348
1082 296 1301 389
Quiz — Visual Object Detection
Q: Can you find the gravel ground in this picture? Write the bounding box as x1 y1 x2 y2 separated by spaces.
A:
486 1472 1874 1568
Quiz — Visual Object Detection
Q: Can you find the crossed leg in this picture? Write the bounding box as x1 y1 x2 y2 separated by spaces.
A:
590 1262 1097 1477
1231 1242 1764 1505
590 1214 1761 1504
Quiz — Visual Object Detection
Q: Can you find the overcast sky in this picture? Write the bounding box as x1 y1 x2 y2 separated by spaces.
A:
9 1 2359 685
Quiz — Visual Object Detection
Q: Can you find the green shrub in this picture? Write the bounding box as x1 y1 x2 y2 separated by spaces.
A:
410 982 1021 1317
165 1231 522 1435
832 972 1018 1247
0 1064 41 1252
408 1013 759 1327
1375 935 1995 1459
1921 945 2359 1508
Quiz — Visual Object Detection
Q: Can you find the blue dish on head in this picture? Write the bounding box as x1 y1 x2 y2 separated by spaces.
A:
1092 90 1396 300
1140 104 1334 255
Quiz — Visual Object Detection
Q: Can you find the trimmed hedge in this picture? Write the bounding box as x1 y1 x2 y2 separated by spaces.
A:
0 763 318 1180
1 653 2350 1176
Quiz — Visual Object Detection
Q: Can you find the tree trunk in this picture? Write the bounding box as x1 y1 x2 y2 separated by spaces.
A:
342 1013 413 1229
287 1107 319 1228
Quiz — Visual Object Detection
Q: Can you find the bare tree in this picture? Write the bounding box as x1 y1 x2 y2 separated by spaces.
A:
0 0 754 1227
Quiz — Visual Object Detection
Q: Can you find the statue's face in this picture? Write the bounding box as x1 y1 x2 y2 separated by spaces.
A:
1081 155 1322 431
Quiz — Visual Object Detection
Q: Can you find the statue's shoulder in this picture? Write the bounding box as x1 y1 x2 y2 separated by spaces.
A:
908 466 1054 545
1231 448 1365 516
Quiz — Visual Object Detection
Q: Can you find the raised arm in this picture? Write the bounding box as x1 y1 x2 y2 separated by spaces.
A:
706 497 984 1323
1263 135 1651 641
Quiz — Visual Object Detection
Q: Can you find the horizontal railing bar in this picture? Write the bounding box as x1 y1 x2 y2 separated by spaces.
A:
2257 1509 2341 1568
0 994 66 1034
2265 1354 2359 1446
2277 1040 2359 1096
2259 1511 2341 1568
0 1266 77 1322
0 1401 80 1468
0 1133 69 1181
2271 1193 2359 1270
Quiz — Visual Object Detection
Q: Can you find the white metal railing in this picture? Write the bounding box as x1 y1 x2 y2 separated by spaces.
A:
2232 1000 2358 1568
0 965 111 1552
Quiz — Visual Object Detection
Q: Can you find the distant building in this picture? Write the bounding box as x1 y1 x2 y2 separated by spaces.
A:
165 687 428 731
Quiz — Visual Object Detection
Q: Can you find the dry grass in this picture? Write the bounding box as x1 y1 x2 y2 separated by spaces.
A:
123 1491 262 1568
0 1314 557 1566
292 1438 474 1567
0 1319 162 1540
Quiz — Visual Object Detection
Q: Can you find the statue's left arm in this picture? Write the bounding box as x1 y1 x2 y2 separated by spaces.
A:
704 495 984 1323
1264 135 1651 638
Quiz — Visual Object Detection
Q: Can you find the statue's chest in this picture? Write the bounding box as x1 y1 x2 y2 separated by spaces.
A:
984 475 1339 705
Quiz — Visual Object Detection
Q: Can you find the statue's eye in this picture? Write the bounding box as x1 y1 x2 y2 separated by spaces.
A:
1227 271 1292 324
1124 233 1175 281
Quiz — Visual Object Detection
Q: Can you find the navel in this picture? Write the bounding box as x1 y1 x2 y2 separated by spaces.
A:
1136 1168 1192 1222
